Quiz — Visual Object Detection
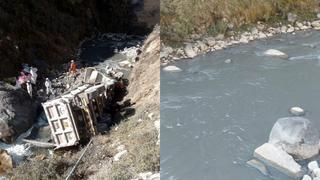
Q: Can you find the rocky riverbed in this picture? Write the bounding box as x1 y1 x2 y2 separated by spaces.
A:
161 13 320 65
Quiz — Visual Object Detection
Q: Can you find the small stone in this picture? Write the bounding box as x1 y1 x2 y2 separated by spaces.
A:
258 32 267 39
116 145 125 152
317 13 320 19
224 59 232 64
239 36 249 43
148 113 154 120
312 20 320 29
215 34 224 40
281 26 287 33
287 27 295 33
163 65 182 72
118 60 131 67
154 120 160 131
113 150 127 161
196 40 208 52
263 49 288 59
289 107 305 116
251 27 259 34
308 161 319 172
302 175 312 180
184 43 197 58
204 37 216 46
314 168 320 178
296 22 303 28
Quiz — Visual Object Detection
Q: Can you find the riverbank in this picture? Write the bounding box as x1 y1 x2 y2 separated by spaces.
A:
161 17 320 65
160 4 320 66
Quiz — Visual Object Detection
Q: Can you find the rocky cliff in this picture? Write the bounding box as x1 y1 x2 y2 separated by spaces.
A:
0 0 158 79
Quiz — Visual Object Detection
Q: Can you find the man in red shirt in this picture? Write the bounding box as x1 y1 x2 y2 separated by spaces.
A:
69 60 77 75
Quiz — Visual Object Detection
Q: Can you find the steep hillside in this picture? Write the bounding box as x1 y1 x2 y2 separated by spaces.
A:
0 0 158 79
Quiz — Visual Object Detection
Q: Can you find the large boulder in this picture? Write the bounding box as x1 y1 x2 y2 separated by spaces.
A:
0 82 37 143
268 117 320 159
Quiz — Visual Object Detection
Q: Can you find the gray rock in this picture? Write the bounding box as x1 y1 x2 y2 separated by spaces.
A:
163 65 182 72
269 117 320 159
113 150 127 161
196 40 207 52
258 32 267 39
288 13 298 23
289 107 305 116
302 175 312 180
296 22 304 29
184 43 197 58
204 37 216 46
312 20 320 29
224 59 232 64
263 49 289 59
317 13 320 19
254 143 303 178
0 82 37 143
281 26 287 33
160 46 173 59
215 34 225 40
308 161 319 172
251 27 259 35
287 26 295 33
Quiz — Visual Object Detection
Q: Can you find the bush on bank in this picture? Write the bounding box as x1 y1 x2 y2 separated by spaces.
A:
161 0 319 44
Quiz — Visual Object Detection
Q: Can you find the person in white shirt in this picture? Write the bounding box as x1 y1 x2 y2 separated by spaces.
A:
26 80 32 97
30 67 38 84
45 78 53 95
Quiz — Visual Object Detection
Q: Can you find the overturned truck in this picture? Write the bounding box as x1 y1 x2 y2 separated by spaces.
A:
42 68 118 148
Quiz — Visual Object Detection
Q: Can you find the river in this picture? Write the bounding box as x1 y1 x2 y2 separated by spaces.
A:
161 30 320 180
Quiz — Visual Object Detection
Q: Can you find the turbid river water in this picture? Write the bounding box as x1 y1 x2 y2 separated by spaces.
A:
161 30 320 180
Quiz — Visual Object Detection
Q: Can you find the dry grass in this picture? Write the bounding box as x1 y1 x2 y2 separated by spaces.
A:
161 0 319 43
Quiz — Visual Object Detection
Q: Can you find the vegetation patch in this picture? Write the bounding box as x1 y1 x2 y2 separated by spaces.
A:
161 0 319 43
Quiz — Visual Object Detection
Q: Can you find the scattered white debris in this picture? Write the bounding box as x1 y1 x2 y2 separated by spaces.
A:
253 143 302 178
154 120 160 131
132 172 160 180
0 143 31 165
116 145 125 152
119 60 131 67
163 66 182 72
119 46 139 60
290 107 305 116
148 113 154 120
113 150 127 162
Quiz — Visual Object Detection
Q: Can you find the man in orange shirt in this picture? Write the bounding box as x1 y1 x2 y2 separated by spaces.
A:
69 60 77 75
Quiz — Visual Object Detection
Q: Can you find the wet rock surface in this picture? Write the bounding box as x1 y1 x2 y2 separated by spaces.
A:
0 83 37 143
269 117 320 160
